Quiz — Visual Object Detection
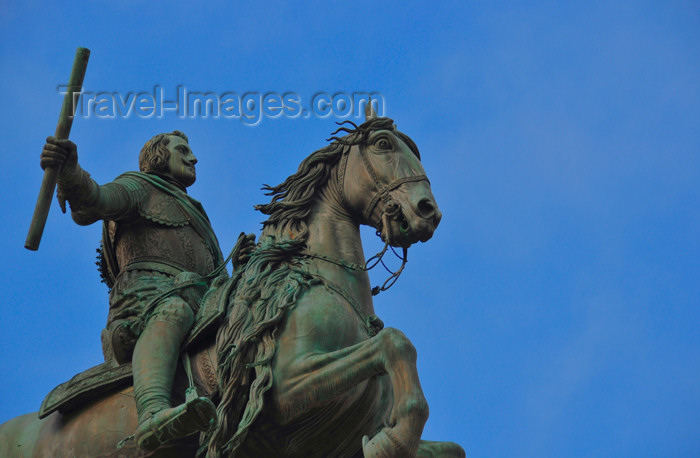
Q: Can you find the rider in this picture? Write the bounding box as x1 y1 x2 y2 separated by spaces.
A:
40 131 253 451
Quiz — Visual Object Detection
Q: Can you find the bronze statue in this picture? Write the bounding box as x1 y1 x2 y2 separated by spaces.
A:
41 131 254 451
0 111 464 457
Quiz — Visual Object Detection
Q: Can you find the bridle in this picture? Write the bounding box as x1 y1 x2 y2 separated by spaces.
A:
306 135 430 296
338 141 430 237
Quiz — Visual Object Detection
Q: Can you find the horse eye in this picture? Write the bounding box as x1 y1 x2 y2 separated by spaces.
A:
376 139 390 149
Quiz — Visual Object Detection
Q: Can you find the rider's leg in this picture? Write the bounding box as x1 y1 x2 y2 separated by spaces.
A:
132 296 216 450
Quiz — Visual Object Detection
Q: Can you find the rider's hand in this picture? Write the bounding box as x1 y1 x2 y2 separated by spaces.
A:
41 136 79 214
40 136 78 171
233 233 256 269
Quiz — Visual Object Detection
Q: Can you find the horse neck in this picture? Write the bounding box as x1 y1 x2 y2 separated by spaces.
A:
304 192 375 314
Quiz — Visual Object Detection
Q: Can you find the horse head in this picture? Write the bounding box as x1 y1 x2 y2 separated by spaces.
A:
337 118 441 248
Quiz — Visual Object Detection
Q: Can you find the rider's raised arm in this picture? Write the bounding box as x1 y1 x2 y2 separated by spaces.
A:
41 137 135 226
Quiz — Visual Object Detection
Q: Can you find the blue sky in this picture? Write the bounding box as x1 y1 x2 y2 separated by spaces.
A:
1 1 698 456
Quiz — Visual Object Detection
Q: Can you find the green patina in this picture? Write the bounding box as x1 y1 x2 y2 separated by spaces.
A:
0 110 464 458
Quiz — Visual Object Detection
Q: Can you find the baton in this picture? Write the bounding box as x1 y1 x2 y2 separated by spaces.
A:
25 47 90 251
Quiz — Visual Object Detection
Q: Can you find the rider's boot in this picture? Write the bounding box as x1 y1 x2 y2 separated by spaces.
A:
132 302 217 451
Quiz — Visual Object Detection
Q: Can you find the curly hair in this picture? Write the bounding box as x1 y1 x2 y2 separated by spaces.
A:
138 130 189 173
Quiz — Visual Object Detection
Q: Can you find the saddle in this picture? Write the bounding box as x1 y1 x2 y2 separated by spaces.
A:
38 273 236 419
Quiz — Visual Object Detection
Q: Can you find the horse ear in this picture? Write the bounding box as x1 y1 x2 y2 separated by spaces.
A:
365 98 377 120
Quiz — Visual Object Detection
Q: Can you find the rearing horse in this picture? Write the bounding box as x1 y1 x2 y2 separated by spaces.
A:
0 115 464 457
204 115 463 457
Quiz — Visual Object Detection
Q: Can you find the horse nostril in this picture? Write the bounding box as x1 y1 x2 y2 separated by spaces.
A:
417 198 436 220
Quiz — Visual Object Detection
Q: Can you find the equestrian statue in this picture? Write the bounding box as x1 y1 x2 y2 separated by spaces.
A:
0 106 465 457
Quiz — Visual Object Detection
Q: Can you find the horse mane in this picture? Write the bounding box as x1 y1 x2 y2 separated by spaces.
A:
255 116 414 242
200 116 416 457
200 238 317 457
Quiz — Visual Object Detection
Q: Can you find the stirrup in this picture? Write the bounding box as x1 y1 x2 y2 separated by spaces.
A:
135 396 217 451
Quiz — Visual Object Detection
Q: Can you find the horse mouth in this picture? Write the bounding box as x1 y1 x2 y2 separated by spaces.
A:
383 212 432 248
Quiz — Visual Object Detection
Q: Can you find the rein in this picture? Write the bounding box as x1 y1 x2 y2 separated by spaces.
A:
303 242 408 296
322 140 426 296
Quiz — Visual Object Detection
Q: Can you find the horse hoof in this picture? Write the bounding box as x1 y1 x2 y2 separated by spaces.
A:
362 428 410 458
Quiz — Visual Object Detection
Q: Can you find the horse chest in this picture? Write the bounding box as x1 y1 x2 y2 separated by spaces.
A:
285 287 371 351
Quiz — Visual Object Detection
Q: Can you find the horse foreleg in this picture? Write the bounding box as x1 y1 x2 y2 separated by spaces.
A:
362 327 429 458
273 327 428 457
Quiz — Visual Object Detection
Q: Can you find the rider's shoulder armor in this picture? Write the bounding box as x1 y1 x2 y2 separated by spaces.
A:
115 174 190 227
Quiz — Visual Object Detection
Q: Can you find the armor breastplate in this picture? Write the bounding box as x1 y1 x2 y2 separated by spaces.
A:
105 181 217 277
112 220 216 277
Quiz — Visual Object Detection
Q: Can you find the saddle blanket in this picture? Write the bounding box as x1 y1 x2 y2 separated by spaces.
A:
38 272 236 419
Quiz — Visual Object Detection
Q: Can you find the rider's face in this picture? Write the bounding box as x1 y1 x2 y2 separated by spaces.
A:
164 136 197 187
